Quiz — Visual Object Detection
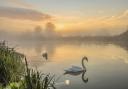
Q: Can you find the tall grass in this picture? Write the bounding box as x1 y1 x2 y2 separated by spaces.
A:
18 57 56 89
0 43 25 86
0 41 56 89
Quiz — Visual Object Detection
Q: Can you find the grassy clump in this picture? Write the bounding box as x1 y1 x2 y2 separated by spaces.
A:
20 57 56 89
0 41 56 89
0 43 25 86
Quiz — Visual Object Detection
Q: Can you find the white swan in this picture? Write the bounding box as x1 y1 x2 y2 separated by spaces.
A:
64 56 88 73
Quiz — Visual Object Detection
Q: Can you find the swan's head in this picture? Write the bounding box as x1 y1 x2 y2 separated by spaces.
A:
83 56 88 62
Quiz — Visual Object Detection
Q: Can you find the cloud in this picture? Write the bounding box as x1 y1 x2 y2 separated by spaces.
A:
56 9 128 36
0 0 35 8
0 6 51 21
118 10 128 19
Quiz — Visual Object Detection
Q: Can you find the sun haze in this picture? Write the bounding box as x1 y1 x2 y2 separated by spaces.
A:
0 0 128 36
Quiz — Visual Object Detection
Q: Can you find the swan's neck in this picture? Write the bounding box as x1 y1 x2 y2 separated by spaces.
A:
82 58 87 69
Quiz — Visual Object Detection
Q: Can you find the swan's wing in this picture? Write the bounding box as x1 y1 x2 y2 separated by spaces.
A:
64 68 73 72
71 65 82 70
71 66 83 72
64 66 83 73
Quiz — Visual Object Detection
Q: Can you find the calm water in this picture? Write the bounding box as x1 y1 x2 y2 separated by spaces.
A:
10 41 128 89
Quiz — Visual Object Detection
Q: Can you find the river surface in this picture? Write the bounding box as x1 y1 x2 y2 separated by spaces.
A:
9 41 128 89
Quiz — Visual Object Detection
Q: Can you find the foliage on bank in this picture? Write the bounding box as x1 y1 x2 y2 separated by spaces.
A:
0 41 56 89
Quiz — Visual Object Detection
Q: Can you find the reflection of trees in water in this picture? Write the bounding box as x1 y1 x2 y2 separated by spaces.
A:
113 41 128 51
18 40 128 56
34 42 43 54
61 40 128 52
33 41 57 58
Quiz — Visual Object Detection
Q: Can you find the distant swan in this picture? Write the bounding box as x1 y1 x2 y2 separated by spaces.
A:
64 56 88 73
42 52 48 60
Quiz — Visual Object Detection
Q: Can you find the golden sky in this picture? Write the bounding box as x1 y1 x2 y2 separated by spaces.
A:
0 0 128 36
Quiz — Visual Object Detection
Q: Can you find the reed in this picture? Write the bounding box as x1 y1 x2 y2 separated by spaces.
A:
20 57 56 89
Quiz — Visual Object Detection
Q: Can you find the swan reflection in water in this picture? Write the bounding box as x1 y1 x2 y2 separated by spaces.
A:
64 56 88 83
